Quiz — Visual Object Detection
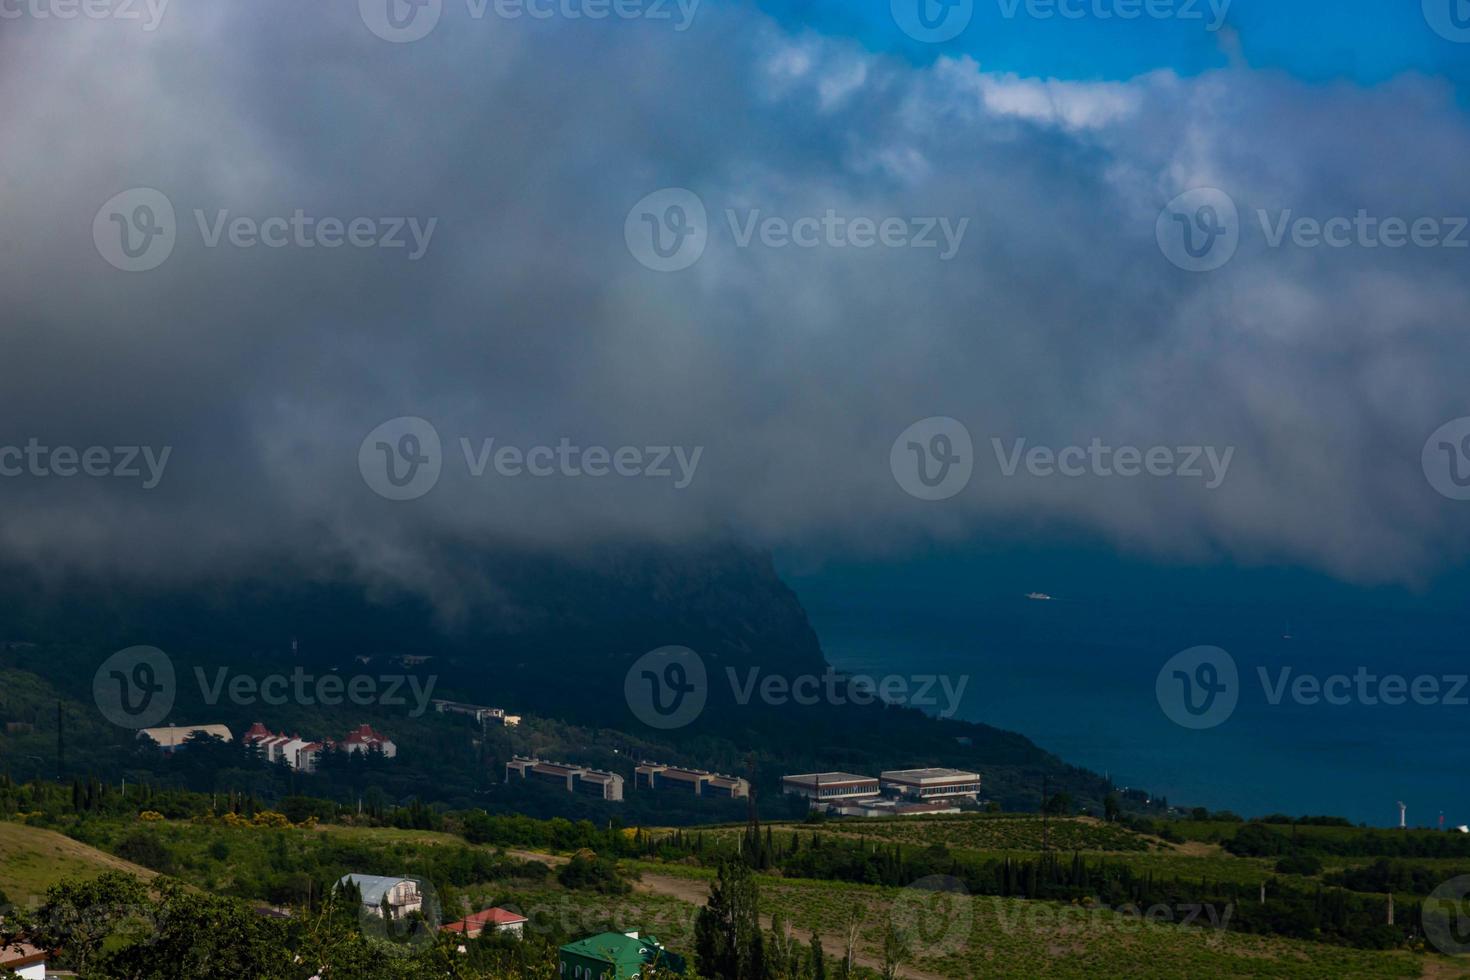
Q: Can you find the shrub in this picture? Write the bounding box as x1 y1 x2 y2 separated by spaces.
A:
116 831 176 873
1276 853 1323 876
557 853 631 895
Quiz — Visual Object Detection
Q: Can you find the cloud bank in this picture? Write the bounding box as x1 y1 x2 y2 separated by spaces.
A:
1 1 1468 586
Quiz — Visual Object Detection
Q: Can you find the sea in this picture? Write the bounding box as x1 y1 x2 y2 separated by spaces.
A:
779 544 1470 829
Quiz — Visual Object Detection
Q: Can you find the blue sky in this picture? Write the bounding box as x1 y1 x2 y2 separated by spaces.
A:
756 0 1470 93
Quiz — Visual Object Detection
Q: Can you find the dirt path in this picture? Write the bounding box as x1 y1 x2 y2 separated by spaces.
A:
633 873 949 980
1419 958 1470 980
505 848 569 867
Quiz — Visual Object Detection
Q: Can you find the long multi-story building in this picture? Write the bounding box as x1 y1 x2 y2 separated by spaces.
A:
242 723 323 772
833 798 963 818
243 721 395 771
506 757 624 801
635 762 750 799
432 700 521 727
879 768 981 802
137 725 234 754
781 772 881 802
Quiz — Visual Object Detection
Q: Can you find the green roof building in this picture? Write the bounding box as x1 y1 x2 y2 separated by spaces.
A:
558 931 685 979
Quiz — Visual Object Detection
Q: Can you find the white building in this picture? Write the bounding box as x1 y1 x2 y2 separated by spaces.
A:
432 700 521 726
441 907 527 940
242 723 324 772
879 768 982 802
137 724 234 752
339 723 397 758
506 757 624 801
832 798 962 818
338 874 423 918
781 772 880 802
0 942 46 979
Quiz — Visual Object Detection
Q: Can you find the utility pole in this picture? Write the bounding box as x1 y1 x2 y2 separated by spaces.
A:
56 700 64 778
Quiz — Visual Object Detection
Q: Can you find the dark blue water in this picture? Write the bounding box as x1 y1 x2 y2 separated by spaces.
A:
780 545 1470 828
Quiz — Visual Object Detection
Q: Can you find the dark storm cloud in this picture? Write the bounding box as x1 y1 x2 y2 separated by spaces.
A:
0 2 1468 585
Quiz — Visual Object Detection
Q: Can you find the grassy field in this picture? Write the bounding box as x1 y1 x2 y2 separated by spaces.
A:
809 814 1162 852
0 821 157 906
694 814 1162 853
622 861 1470 980
10 814 1470 979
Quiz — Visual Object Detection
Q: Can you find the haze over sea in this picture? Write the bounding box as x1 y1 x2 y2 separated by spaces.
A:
783 545 1470 829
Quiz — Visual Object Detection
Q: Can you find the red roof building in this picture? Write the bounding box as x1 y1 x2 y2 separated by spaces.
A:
339 723 397 759
441 907 528 939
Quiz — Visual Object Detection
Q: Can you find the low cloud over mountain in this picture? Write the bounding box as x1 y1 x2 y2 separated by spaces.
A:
2 2 1468 587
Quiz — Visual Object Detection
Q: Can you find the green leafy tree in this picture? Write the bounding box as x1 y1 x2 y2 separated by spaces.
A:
13 870 149 976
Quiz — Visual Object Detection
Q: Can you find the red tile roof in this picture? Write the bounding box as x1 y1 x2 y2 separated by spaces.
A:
0 943 46 969
441 907 527 933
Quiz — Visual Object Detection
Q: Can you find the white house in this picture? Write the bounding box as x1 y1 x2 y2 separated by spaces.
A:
0 942 46 979
338 874 423 918
339 723 397 759
242 723 324 772
441 906 527 940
